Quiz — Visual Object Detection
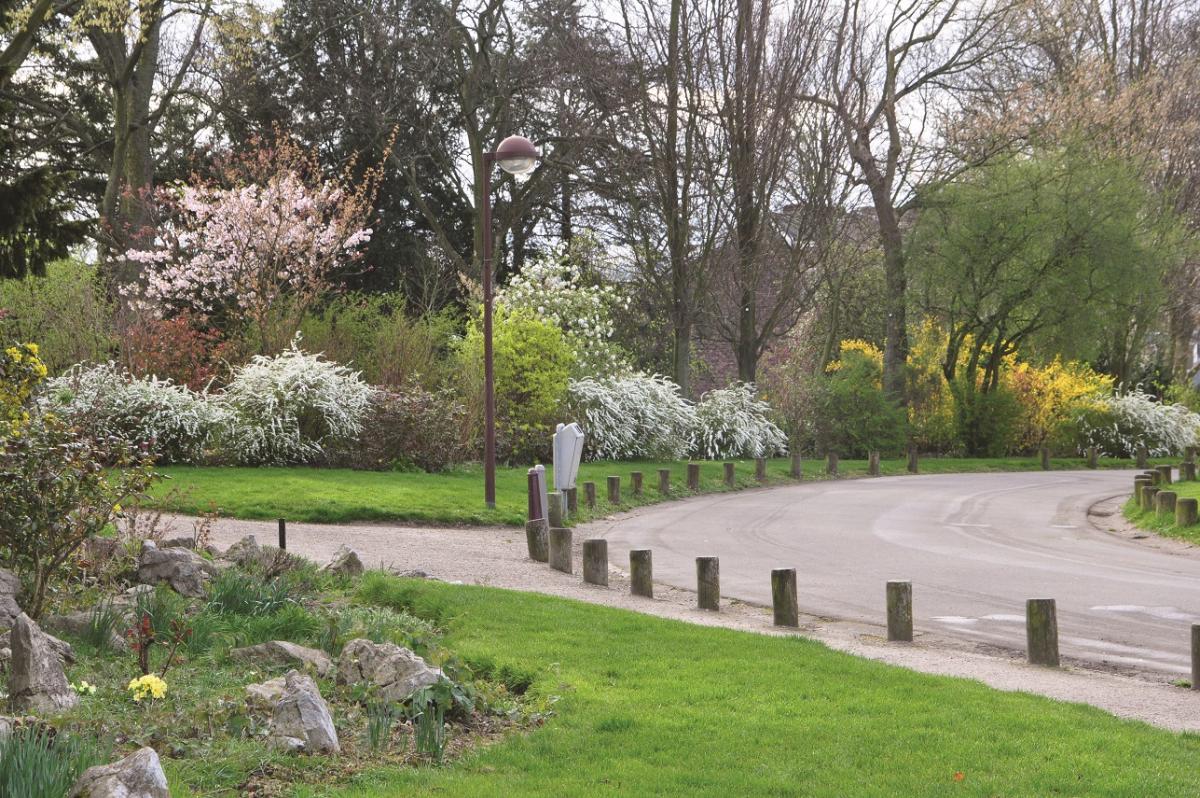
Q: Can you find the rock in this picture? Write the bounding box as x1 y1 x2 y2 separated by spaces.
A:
112 584 155 607
231 641 333 678
0 627 75 666
8 613 79 713
69 746 169 798
336 638 444 702
43 611 127 651
245 676 286 710
269 670 339 754
321 545 364 578
0 568 22 629
137 541 217 597
0 647 9 671
160 536 195 550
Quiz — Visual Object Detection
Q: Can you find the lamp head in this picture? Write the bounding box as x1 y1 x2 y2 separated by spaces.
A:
495 135 539 175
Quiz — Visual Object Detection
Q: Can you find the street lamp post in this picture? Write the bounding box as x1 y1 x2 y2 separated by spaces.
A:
481 134 539 509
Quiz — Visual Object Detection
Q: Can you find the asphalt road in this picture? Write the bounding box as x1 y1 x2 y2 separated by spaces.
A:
590 470 1200 677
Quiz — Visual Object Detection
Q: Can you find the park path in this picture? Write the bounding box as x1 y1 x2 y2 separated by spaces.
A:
164 468 1200 732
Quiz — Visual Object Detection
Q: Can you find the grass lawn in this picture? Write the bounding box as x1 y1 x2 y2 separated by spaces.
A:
1123 475 1200 545
150 455 1150 526
293 574 1200 797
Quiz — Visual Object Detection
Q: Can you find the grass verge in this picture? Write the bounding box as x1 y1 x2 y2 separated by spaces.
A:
151 456 1149 526
1122 476 1200 545
294 574 1200 797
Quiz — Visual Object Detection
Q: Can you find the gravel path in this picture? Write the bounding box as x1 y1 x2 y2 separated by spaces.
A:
160 511 1200 732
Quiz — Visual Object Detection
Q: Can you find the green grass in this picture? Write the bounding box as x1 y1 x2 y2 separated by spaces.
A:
291 575 1200 797
1123 476 1200 544
150 456 1150 526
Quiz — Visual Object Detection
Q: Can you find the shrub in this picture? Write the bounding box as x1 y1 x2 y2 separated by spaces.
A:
1071 388 1200 457
44 362 225 464
118 310 239 390
906 319 958 454
218 340 373 465
0 728 107 798
566 373 697 461
0 259 114 375
1005 358 1112 452
693 383 788 460
205 568 296 616
0 342 47 437
812 342 907 457
333 384 468 472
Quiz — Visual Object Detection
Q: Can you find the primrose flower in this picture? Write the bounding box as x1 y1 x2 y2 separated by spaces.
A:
128 674 168 702
70 680 97 696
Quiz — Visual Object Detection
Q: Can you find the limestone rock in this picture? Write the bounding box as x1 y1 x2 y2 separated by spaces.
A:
336 638 444 702
231 641 333 678
43 610 127 651
0 627 74 666
69 746 170 798
8 613 79 713
160 536 196 550
245 676 286 710
0 568 22 629
321 545 364 578
112 584 155 608
269 670 339 754
137 541 217 597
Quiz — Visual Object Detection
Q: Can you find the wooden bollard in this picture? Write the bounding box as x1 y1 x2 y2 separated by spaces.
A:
755 457 767 482
584 481 597 509
1039 446 1051 470
868 451 880 477
1026 598 1060 667
1147 469 1162 485
1177 497 1199 526
607 475 621 504
1137 445 1149 469
886 581 913 642
687 462 701 491
525 519 548 562
630 471 643 498
565 486 578 516
696 557 719 611
527 470 539 520
790 452 803 479
548 491 565 527
549 527 572 573
723 462 736 487
1184 462 1197 482
1157 490 1178 518
1187 446 1197 464
1134 477 1151 504
906 445 919 474
582 539 608 586
1142 486 1160 511
658 468 671 495
1157 464 1173 485
826 452 838 476
278 518 287 551
1086 447 1098 469
1192 624 1200 690
630 550 653 598
771 568 799 627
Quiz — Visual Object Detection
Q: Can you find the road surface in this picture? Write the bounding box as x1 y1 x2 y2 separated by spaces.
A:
588 470 1200 677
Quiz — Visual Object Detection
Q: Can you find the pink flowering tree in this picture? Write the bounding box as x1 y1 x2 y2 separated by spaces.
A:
123 139 379 353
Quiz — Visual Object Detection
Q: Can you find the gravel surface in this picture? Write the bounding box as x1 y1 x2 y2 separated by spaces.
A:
159 511 1200 732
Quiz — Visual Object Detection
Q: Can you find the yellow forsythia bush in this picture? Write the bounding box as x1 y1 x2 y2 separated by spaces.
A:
0 342 48 437
1003 357 1113 452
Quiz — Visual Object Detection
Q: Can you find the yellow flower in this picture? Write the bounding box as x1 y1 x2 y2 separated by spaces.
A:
127 674 168 702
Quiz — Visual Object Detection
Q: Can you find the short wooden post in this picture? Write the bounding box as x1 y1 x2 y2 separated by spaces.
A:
1192 625 1200 690
771 568 799 627
687 463 701 491
584 481 597 509
582 539 608 586
755 457 767 482
1137 445 1149 469
1134 477 1151 504
630 471 643 498
565 487 578 516
723 462 736 487
790 452 803 479
607 476 621 505
1039 446 1051 470
658 468 671 495
906 445 919 474
1142 486 1160 511
696 557 719 611
1157 490 1178 518
1157 464 1173 485
1086 447 1098 469
868 451 881 477
548 491 565 528
1188 445 1197 464
886 581 913 642
1147 469 1162 485
826 452 838 476
277 518 287 551
1184 462 1198 482
549 527 572 573
1026 598 1059 667
525 519 548 562
630 550 653 598
527 470 539 521
1177 497 1199 527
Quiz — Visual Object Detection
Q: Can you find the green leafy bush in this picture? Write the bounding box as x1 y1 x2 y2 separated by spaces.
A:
811 345 907 457
0 259 113 375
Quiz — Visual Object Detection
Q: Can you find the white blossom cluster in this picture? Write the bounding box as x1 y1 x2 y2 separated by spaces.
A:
1074 387 1200 457
567 375 788 461
496 244 630 378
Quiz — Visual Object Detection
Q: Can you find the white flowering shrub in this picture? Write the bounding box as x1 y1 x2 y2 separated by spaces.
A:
566 374 697 460
694 383 788 460
1072 388 1200 457
45 363 225 463
497 242 630 379
218 342 373 465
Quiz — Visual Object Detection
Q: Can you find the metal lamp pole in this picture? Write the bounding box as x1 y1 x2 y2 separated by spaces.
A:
480 135 539 509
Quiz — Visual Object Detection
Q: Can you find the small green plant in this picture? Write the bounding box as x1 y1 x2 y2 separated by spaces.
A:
0 727 107 798
206 568 295 616
366 701 402 752
225 604 323 648
82 599 124 650
407 686 447 761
